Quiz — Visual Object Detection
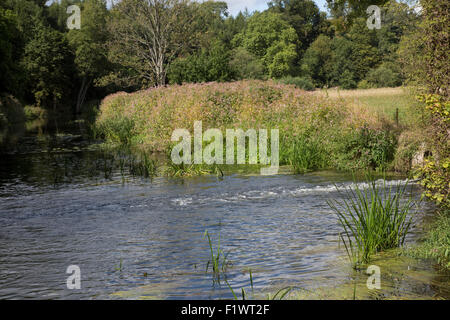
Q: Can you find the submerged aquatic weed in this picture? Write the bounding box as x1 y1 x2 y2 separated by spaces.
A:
328 177 415 269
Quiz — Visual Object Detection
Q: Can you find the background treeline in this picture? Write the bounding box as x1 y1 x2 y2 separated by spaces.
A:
0 0 420 115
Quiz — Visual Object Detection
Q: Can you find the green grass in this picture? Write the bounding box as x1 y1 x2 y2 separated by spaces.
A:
406 210 450 271
354 94 421 127
203 230 231 285
283 134 328 173
328 177 415 269
316 87 423 127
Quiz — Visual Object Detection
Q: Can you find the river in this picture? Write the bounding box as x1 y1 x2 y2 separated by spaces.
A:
0 118 448 299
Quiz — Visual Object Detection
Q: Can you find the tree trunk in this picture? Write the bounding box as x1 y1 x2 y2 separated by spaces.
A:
76 77 91 114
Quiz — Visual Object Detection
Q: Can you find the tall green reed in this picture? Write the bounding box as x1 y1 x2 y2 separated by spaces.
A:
203 230 231 285
328 177 415 269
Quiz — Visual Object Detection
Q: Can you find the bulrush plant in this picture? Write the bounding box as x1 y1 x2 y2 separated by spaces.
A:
328 177 415 269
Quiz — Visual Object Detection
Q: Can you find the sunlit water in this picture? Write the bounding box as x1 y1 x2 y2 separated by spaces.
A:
0 119 448 299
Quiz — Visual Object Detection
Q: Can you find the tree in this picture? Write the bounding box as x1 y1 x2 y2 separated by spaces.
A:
326 0 390 27
364 63 401 88
301 34 334 87
168 40 233 84
330 36 356 87
268 0 326 55
346 17 380 82
106 0 198 87
0 8 21 94
67 0 110 113
22 20 73 110
232 11 298 78
229 47 265 80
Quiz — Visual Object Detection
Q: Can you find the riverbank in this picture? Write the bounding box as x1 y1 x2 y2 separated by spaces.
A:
96 81 426 175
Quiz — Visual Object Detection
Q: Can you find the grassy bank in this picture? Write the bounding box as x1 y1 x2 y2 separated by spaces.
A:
95 80 413 173
406 210 450 271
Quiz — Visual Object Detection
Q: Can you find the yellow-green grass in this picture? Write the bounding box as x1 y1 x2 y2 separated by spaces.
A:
315 87 422 127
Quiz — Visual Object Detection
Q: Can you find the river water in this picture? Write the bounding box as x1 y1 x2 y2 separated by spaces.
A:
0 119 448 299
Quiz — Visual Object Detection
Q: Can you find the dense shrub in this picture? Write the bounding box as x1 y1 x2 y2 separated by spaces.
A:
168 41 233 84
0 94 25 126
339 70 357 89
283 133 328 173
277 76 315 91
229 47 265 80
336 125 397 170
95 116 135 146
364 64 402 88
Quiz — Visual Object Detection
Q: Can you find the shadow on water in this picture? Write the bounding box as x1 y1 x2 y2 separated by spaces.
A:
0 116 448 300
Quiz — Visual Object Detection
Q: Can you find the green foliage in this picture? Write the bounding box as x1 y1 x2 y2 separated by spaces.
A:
23 105 46 121
339 70 357 89
337 126 397 170
407 211 450 271
96 116 135 146
0 94 25 126
328 178 414 269
232 11 298 78
284 133 328 173
268 0 326 54
346 18 380 82
22 20 73 109
168 40 233 84
301 34 334 87
364 63 402 88
0 8 22 94
399 0 449 96
326 0 390 27
414 158 449 209
412 94 449 208
277 76 314 91
330 37 356 88
229 47 265 80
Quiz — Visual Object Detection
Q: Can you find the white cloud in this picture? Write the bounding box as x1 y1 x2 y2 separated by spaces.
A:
223 0 328 16
224 0 269 16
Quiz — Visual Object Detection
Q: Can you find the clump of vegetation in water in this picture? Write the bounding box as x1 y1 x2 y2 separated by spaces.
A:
328 177 415 269
225 268 292 300
203 230 231 285
164 162 214 177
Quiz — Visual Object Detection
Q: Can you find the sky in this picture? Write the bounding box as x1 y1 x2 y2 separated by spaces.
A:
224 0 329 16
46 0 330 16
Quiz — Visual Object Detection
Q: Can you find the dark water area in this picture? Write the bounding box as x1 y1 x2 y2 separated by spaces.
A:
0 118 448 299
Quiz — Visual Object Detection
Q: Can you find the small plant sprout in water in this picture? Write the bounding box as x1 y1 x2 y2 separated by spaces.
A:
202 230 231 285
226 268 292 300
115 259 123 272
328 177 415 270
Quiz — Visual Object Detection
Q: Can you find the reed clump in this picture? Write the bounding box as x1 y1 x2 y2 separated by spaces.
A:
328 177 415 269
